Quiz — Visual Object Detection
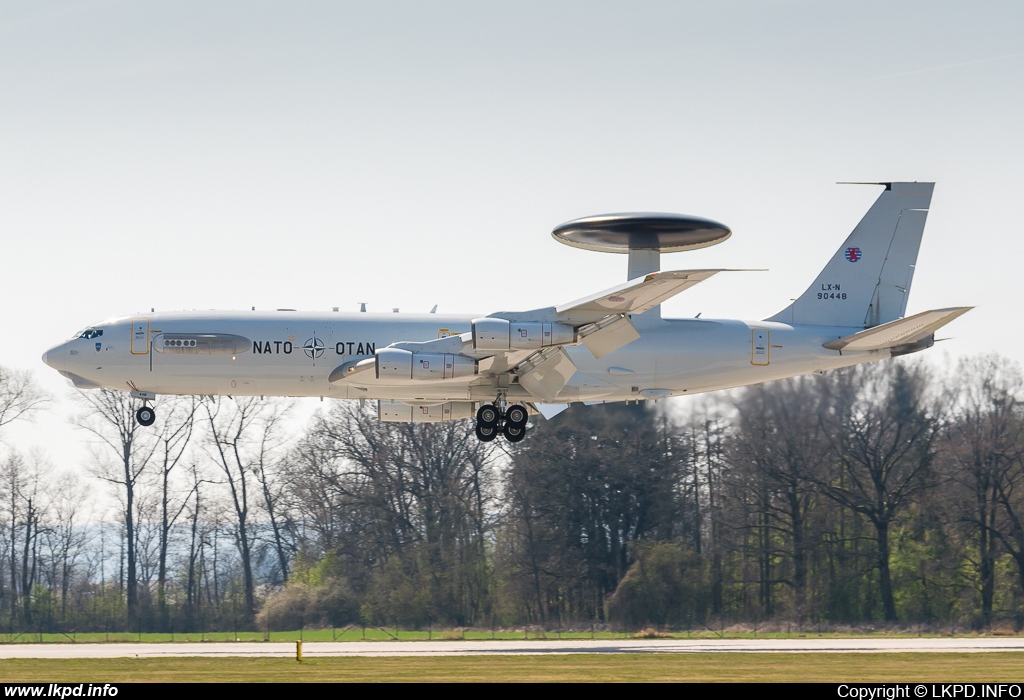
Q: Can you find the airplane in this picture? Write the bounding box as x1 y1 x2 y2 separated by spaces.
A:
42 182 971 443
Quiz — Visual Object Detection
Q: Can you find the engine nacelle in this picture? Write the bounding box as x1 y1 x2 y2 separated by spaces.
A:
375 348 477 380
472 318 576 351
378 401 476 423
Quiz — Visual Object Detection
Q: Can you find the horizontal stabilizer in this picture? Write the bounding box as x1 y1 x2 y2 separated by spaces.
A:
823 307 972 352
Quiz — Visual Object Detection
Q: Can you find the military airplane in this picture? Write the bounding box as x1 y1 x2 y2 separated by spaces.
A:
42 182 970 442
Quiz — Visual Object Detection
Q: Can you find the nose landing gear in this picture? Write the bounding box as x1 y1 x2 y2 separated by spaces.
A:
128 389 158 427
135 406 156 427
474 399 529 443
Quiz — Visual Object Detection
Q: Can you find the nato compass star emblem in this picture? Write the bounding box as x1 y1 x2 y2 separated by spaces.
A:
303 335 325 364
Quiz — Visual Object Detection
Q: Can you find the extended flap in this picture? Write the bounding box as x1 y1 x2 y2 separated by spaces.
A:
558 371 617 401
516 348 577 402
536 403 570 420
579 315 641 359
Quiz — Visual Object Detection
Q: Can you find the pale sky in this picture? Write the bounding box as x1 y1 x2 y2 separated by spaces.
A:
2 1 1022 467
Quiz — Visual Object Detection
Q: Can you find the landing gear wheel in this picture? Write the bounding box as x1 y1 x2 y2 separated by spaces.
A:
475 423 498 442
505 404 528 427
136 406 156 427
476 404 500 427
503 422 527 443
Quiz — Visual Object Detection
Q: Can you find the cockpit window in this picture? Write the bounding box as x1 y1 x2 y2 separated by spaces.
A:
73 328 104 340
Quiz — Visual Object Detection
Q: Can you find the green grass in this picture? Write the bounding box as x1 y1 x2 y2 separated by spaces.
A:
1 653 1024 682
0 627 1000 644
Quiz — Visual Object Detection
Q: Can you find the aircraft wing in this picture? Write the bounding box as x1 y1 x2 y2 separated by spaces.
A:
331 270 747 401
822 307 973 352
552 269 731 325
557 268 761 359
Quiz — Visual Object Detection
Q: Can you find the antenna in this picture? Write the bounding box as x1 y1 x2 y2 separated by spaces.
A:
837 181 893 190
430 305 438 314
359 303 366 312
551 213 731 281
551 213 731 325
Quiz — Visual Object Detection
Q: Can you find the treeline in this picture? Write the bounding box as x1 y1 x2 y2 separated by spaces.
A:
2 355 1024 633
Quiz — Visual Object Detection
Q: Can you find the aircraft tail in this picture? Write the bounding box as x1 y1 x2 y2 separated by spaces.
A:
767 182 934 328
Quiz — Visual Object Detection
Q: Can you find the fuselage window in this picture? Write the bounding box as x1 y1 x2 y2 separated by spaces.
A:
152 333 251 355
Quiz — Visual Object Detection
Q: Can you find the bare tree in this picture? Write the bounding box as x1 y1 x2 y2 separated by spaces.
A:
182 461 213 623
0 366 48 438
503 403 677 625
151 397 197 629
252 429 294 586
727 377 828 618
76 389 157 625
0 368 48 623
203 396 290 623
298 401 496 626
280 430 350 555
941 355 1024 626
681 407 728 617
0 451 50 626
43 471 90 625
947 359 1024 607
817 361 941 622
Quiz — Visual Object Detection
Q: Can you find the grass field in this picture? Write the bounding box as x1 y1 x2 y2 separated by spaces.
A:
0 627 995 644
1 653 1024 682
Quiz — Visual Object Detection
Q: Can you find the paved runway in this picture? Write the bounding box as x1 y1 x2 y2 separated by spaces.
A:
2 638 1024 658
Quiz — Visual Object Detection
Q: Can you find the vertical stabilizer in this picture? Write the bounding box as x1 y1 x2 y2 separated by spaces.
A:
767 182 934 328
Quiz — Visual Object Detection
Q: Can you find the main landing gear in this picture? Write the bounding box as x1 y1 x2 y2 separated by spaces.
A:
475 401 528 443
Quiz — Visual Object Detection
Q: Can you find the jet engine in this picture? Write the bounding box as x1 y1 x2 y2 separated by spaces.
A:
375 348 477 380
472 318 576 351
378 400 476 423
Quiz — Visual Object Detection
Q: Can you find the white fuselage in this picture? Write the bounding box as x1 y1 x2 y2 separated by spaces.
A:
42 310 884 405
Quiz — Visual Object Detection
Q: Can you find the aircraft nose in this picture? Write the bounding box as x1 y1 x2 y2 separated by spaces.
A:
42 343 64 371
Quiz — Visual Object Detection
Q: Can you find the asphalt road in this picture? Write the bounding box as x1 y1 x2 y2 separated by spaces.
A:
2 638 1024 658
